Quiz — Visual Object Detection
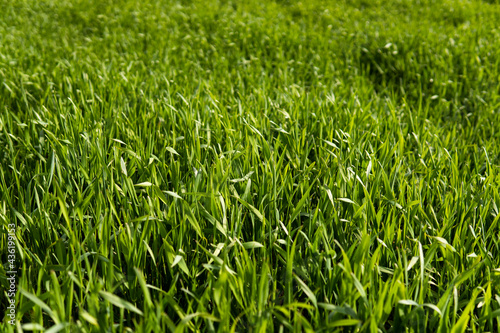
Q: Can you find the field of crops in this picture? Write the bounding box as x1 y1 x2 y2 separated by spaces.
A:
1 0 500 331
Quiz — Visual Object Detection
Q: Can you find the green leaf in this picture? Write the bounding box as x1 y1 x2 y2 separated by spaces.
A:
399 299 419 306
99 291 143 316
329 319 361 327
235 197 265 222
46 323 70 333
135 182 153 187
242 241 264 249
120 157 127 176
166 147 180 155
337 197 356 205
165 190 182 199
294 275 317 308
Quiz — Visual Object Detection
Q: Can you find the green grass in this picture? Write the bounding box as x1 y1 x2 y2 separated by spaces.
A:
1 0 500 331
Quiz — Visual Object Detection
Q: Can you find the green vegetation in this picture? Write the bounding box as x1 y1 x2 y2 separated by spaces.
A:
1 0 500 331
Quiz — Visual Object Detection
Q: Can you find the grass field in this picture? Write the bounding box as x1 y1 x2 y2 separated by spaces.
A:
1 0 500 331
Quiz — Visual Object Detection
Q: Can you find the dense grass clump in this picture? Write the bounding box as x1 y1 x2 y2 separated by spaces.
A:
1 0 500 331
